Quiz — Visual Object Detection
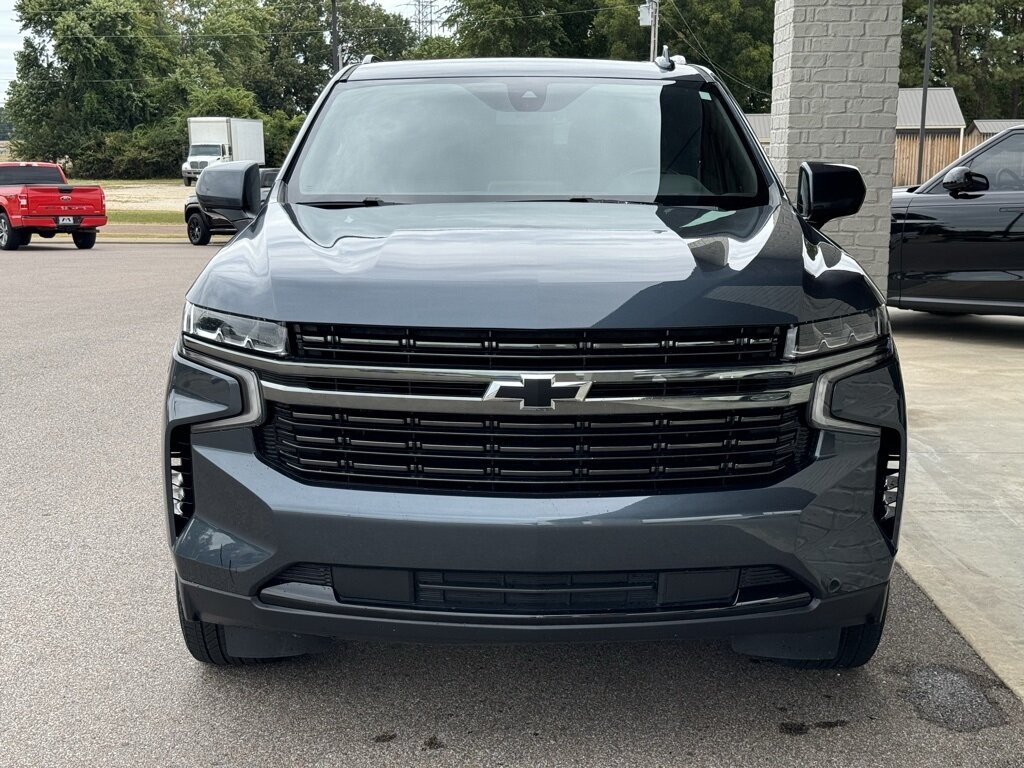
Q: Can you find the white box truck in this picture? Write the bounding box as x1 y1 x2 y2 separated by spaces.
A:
181 117 266 186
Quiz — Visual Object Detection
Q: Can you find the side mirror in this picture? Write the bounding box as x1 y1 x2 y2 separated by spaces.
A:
259 167 280 188
196 161 261 226
797 162 867 229
942 166 989 195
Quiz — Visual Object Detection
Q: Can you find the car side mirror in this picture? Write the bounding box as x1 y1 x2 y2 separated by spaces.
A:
196 161 262 226
942 166 989 195
797 162 867 229
259 168 280 188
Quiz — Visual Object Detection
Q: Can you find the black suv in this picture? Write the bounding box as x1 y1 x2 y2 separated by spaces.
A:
166 58 906 668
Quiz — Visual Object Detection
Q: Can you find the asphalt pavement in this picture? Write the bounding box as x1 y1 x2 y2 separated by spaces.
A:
1 242 1023 768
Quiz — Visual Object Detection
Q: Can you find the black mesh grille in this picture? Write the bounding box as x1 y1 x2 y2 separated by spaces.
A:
256 404 813 497
416 570 664 612
266 563 809 615
272 563 333 587
289 324 784 370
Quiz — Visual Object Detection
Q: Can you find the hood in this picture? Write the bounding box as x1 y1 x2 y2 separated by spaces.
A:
186 200 881 329
891 188 917 210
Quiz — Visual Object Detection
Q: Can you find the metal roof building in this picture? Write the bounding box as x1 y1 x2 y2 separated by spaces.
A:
894 88 966 186
745 114 772 147
745 89 969 184
896 88 966 131
966 119 1024 149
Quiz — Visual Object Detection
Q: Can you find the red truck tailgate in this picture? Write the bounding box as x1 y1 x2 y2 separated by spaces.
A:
23 185 106 216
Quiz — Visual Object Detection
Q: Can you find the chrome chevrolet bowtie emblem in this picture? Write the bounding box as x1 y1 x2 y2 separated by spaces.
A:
484 375 591 410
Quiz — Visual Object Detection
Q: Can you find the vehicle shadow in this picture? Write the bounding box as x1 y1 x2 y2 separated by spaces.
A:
890 308 1024 347
162 568 1022 763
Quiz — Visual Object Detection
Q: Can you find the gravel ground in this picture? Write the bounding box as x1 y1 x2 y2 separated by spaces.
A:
1 243 1022 768
92 179 192 212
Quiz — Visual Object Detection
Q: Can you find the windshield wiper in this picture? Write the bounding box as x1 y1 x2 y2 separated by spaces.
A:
512 197 660 205
298 197 402 209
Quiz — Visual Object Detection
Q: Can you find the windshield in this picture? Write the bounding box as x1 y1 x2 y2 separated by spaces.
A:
289 77 766 207
189 144 221 157
0 165 65 184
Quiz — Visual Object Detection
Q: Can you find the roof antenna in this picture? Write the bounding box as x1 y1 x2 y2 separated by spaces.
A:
655 45 674 71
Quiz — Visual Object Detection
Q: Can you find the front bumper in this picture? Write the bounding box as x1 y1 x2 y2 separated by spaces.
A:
165 345 906 644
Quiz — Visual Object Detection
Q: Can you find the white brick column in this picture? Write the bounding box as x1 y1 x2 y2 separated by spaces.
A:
769 0 903 290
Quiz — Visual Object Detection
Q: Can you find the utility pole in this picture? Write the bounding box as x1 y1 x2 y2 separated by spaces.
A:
639 0 659 62
413 0 436 38
916 0 935 185
330 0 340 74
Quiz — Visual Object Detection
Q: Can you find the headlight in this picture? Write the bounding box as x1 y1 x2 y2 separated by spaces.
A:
783 309 888 360
183 302 288 356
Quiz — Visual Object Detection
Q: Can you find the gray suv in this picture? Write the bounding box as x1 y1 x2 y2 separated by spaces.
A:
166 57 906 668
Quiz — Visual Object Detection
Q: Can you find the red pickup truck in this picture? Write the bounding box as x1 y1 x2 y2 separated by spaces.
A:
0 162 106 250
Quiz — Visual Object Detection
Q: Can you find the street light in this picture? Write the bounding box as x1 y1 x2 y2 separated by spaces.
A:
916 0 936 185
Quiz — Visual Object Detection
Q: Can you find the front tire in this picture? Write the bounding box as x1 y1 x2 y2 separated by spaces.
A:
176 588 260 666
184 176 192 187
0 212 20 250
782 594 888 670
187 212 212 246
72 231 97 250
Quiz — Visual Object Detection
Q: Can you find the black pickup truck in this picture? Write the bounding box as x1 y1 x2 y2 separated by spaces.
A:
184 167 278 245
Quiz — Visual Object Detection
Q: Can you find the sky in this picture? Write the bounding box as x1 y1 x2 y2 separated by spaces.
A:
1 5 18 103
0 0 415 107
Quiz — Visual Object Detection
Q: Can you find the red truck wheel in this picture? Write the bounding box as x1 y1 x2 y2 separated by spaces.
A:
73 231 97 250
0 212 20 251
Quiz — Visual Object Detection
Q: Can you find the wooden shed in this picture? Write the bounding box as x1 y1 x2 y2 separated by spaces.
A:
894 88 966 186
965 120 1024 150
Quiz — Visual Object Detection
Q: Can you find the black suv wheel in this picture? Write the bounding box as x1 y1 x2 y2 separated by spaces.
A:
782 594 888 669
187 212 212 246
176 584 265 666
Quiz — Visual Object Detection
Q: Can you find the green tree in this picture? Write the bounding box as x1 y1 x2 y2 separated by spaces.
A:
901 0 1024 121
445 0 568 57
408 35 463 59
338 0 417 62
658 0 773 112
196 0 271 89
247 0 331 115
589 0 647 61
8 0 178 160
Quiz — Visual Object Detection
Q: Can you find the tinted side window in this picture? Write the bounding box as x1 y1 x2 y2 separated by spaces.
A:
968 133 1024 191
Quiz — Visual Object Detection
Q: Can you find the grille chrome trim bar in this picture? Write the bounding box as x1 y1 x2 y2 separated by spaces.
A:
259 380 814 413
183 336 884 384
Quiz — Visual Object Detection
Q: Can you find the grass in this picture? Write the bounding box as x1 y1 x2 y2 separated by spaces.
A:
107 209 183 226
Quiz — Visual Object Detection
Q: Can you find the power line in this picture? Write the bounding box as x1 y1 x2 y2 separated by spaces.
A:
11 3 633 41
660 0 771 98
